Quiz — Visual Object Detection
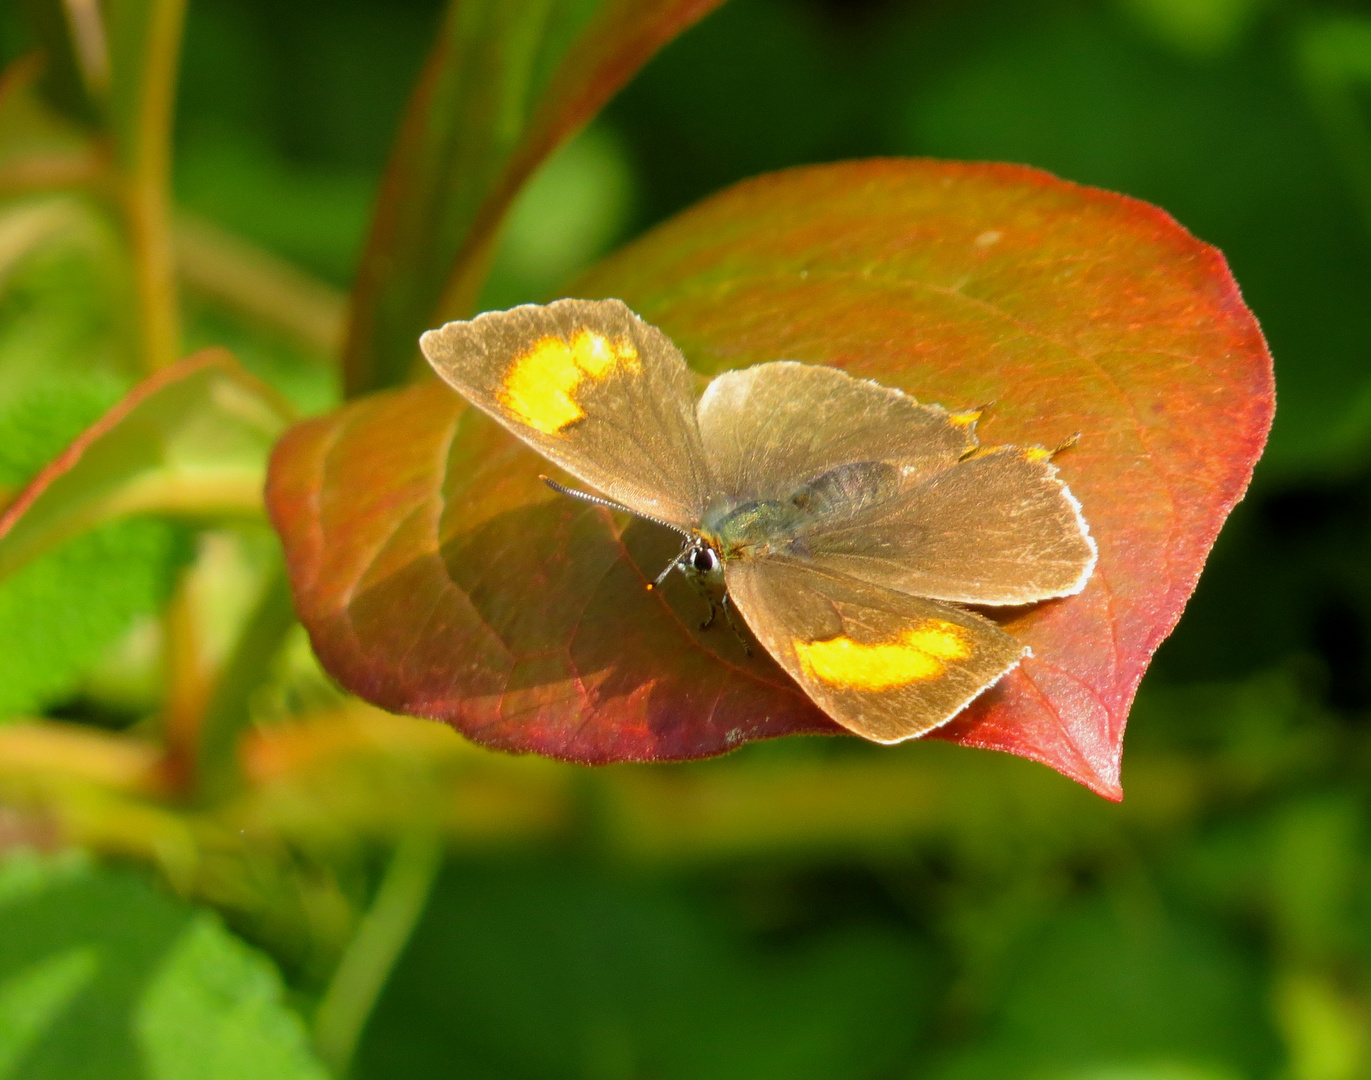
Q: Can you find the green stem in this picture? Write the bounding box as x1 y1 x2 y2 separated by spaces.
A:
112 0 187 372
194 565 297 802
314 830 444 1077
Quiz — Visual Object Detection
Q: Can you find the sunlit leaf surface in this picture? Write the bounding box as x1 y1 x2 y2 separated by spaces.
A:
342 0 726 396
268 161 1273 798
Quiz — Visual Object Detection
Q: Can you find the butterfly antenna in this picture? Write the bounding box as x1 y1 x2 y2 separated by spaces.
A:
650 547 692 589
539 476 689 536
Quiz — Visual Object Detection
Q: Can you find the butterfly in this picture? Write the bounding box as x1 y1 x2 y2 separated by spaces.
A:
420 298 1096 743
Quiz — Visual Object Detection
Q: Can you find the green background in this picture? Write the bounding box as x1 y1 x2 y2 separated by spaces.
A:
3 0 1371 1076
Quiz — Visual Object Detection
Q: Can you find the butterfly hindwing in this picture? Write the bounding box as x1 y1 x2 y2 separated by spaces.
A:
796 446 1097 605
421 298 710 529
724 560 1027 742
696 362 1095 607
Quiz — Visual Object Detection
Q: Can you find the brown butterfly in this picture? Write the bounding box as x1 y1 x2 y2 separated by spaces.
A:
420 298 1096 743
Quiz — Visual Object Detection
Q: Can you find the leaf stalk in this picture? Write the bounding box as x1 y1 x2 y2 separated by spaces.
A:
113 0 187 373
313 829 444 1077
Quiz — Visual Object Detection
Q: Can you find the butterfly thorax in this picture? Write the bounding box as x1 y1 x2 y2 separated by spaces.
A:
701 461 904 562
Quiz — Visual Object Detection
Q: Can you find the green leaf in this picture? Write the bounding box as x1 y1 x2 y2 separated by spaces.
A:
0 850 327 1080
0 360 125 493
0 348 293 582
0 517 186 719
135 917 328 1080
1272 973 1370 1080
342 0 727 396
0 948 98 1078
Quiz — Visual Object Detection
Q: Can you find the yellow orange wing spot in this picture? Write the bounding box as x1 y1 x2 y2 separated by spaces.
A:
949 409 982 428
498 330 641 434
793 619 973 692
1022 445 1053 462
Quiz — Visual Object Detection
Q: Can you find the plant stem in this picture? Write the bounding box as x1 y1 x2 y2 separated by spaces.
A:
115 0 187 372
159 555 207 794
194 564 296 803
314 830 444 1077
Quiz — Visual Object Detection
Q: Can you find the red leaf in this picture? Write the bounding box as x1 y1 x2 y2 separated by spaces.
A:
269 161 1273 798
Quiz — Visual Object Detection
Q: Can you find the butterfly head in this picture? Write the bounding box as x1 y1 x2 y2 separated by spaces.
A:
685 537 722 580
652 534 723 589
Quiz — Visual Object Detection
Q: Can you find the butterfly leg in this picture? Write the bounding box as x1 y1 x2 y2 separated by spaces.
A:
686 570 719 630
721 592 752 656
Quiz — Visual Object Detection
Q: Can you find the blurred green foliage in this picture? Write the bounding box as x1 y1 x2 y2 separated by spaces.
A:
0 519 184 719
359 860 930 1079
0 237 186 722
0 851 327 1079
2 0 1371 1078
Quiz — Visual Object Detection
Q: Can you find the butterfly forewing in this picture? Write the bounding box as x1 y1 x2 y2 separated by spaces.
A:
421 298 710 529
724 561 1027 742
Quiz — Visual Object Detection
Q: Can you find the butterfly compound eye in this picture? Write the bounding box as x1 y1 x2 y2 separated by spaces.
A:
690 547 720 574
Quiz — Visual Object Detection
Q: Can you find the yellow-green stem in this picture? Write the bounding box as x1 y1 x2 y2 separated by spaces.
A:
122 0 186 372
159 560 208 794
314 830 444 1076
